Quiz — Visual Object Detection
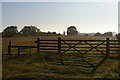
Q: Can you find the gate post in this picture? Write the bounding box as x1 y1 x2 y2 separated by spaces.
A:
58 37 64 65
37 38 40 53
8 40 11 57
106 38 110 58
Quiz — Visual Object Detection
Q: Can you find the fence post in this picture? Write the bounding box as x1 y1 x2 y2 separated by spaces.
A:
58 37 64 65
37 38 40 53
117 35 120 77
106 38 110 58
18 47 20 56
8 40 11 57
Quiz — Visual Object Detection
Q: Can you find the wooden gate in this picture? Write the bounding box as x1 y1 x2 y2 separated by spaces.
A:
35 37 120 72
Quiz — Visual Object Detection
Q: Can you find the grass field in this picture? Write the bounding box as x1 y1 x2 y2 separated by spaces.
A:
2 36 120 79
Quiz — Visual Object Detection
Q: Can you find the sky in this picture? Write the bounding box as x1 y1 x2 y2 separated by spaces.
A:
1 2 118 34
118 1 120 33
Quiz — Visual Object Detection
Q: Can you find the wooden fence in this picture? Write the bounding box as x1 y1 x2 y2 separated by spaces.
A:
8 37 120 72
8 40 37 57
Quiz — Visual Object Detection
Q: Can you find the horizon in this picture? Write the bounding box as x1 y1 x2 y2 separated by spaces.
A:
2 2 118 33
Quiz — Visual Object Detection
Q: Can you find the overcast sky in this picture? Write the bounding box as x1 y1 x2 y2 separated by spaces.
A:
2 2 118 33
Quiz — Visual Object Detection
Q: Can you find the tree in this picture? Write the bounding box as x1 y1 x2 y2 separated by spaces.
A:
85 34 88 36
103 32 113 37
20 26 40 35
3 26 18 34
63 30 65 36
58 33 61 36
47 31 57 35
116 33 120 40
53 32 57 34
94 32 102 36
2 26 19 37
67 26 78 35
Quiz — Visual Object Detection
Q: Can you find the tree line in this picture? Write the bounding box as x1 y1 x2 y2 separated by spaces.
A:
2 25 119 37
2 26 61 37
